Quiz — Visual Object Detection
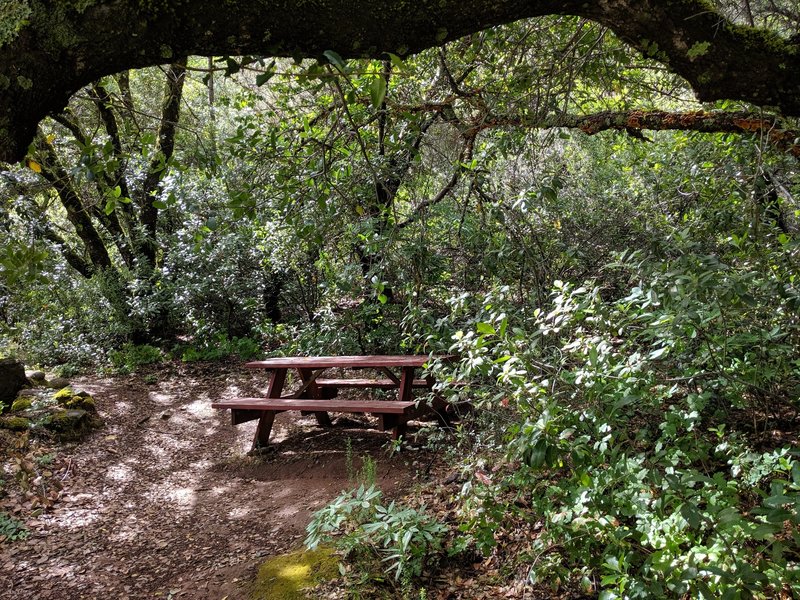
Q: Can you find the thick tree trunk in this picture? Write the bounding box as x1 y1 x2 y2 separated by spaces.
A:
0 1 798 162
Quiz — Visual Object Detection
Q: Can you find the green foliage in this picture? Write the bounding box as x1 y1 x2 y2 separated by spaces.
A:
345 438 378 486
178 335 262 362
0 511 28 542
450 241 800 597
108 344 163 374
306 485 446 583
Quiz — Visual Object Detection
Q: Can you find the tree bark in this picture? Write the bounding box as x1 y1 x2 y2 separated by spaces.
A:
0 0 798 162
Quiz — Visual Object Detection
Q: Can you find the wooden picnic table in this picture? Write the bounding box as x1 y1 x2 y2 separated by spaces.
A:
212 355 453 449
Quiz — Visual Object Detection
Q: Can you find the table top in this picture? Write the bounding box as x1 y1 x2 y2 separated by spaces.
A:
245 355 452 369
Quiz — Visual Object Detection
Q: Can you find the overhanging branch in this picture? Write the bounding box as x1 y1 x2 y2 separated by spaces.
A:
0 0 798 162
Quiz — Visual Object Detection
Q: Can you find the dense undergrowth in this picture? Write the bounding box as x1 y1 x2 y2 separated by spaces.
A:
2 14 800 598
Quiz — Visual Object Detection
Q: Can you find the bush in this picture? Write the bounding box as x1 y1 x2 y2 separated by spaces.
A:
306 484 447 584
109 344 163 374
178 335 263 362
447 243 800 598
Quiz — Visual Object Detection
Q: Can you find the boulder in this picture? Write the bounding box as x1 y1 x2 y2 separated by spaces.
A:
39 409 102 441
0 359 29 412
47 377 71 390
53 388 96 411
28 370 46 383
0 415 31 431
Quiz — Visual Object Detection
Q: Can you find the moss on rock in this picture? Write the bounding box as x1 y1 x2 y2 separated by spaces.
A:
0 415 31 431
10 398 32 412
39 408 101 441
250 546 339 600
53 387 74 402
53 388 96 411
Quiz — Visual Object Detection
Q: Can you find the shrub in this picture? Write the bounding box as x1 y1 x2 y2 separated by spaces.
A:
108 344 163 374
306 484 447 583
178 335 262 362
447 244 800 598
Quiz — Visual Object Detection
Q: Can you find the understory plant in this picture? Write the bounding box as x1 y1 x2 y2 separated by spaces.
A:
306 484 447 586
449 241 800 598
0 511 28 542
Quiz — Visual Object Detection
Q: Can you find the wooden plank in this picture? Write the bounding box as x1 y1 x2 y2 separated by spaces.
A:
231 409 264 425
246 355 453 370
213 397 416 414
299 367 331 426
315 378 431 389
253 410 276 448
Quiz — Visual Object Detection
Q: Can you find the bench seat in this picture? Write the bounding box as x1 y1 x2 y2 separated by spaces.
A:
212 396 442 444
314 378 430 389
212 397 417 414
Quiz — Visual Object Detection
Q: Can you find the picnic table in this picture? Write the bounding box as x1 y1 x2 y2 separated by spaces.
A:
212 355 453 449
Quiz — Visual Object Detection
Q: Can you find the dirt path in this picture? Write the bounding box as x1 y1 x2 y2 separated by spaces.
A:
1 362 434 599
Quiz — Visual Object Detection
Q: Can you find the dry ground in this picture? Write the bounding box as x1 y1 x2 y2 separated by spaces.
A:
0 362 437 599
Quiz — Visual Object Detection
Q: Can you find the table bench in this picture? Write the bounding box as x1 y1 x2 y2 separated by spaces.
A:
212 355 453 449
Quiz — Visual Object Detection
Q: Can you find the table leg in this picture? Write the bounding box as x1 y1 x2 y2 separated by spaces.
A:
298 368 332 426
253 411 276 448
398 366 415 403
388 366 417 439
253 368 287 449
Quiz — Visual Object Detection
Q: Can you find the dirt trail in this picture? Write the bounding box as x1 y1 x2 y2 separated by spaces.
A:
1 362 431 599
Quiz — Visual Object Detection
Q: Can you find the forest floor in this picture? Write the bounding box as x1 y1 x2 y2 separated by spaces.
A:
0 361 484 599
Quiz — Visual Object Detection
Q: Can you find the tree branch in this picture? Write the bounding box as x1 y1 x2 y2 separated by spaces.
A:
139 58 187 268
1 0 799 162
33 132 113 272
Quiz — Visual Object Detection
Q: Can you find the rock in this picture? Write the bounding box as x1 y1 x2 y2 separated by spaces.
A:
47 377 71 390
0 415 31 431
0 358 29 411
39 409 102 441
16 388 37 397
53 388 97 411
28 370 46 382
10 398 32 412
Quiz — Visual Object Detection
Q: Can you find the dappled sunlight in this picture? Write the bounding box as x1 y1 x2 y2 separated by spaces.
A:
4 363 429 598
147 391 175 406
184 398 216 418
105 463 135 482
227 506 252 519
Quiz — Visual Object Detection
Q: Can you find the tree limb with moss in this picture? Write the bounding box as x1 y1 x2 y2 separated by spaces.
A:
0 0 799 162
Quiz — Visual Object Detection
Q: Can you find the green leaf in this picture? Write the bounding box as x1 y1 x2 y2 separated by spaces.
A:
104 199 115 215
476 322 496 335
370 76 387 109
151 200 167 209
386 52 407 73
256 71 275 86
323 50 347 73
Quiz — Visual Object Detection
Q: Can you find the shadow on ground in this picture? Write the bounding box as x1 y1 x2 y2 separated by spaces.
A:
0 362 438 600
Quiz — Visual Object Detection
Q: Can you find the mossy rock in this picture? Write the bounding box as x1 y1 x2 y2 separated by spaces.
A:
250 546 339 600
38 409 102 441
65 396 95 411
47 377 71 390
0 415 31 431
53 388 96 411
28 370 46 382
53 387 74 402
10 398 32 412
